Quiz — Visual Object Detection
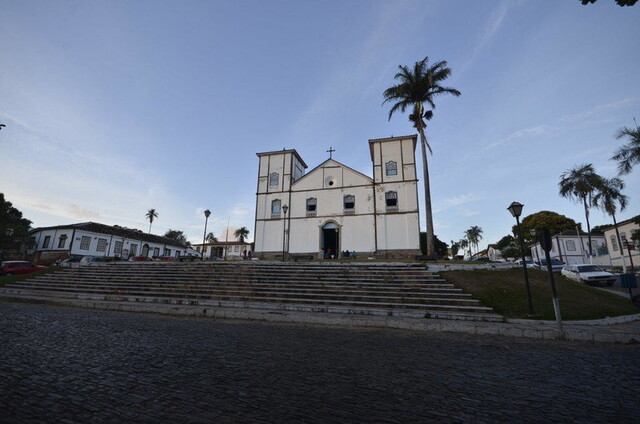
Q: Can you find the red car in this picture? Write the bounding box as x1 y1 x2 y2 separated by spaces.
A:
1 261 47 276
128 256 153 262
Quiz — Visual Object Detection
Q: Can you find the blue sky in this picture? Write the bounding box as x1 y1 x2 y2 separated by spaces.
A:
1 0 639 249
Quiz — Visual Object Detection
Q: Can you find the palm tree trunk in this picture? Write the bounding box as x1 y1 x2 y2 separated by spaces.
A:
418 127 435 257
148 222 152 233
582 197 593 264
611 214 627 273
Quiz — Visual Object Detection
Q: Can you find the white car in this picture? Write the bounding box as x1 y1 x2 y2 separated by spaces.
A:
561 264 617 286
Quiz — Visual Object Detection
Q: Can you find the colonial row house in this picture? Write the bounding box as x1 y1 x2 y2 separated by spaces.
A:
600 216 639 269
529 230 606 266
253 135 421 260
29 222 192 264
193 241 254 259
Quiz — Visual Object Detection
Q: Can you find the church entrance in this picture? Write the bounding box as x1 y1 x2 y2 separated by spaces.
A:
141 244 149 257
321 222 339 259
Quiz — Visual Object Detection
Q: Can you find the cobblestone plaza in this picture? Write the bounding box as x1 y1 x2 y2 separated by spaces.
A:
1 302 638 423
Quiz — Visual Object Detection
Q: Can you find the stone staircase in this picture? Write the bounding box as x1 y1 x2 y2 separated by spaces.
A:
0 262 503 322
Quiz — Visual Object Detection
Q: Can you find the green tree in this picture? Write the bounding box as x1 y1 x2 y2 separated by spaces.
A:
205 232 218 243
145 208 158 233
234 227 250 243
590 224 611 235
465 226 483 255
450 240 460 258
559 164 603 257
612 120 640 175
501 245 521 260
420 233 448 258
515 211 578 243
0 193 33 260
495 235 516 251
459 238 469 259
581 0 637 6
163 229 190 247
592 177 629 270
383 57 461 257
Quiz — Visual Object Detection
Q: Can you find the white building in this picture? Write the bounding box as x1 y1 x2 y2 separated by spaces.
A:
30 222 191 264
529 230 606 265
253 135 421 260
193 241 253 259
601 216 640 269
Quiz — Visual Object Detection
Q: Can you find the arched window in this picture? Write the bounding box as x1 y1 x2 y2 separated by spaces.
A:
385 161 398 176
306 198 317 216
271 199 281 218
385 191 398 212
344 195 355 214
269 173 279 186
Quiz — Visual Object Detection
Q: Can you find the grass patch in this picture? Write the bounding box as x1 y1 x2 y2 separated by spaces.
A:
0 268 58 287
442 268 639 321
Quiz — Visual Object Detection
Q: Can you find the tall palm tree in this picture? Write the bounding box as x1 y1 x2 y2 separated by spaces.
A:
383 57 461 257
558 164 603 261
234 227 250 243
612 119 640 175
205 232 218 243
459 239 469 259
593 177 630 271
465 226 483 255
145 208 158 233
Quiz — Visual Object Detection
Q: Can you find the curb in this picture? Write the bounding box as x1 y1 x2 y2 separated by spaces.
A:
2 294 639 344
507 313 640 326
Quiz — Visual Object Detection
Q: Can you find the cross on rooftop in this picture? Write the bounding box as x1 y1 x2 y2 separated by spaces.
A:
327 146 335 159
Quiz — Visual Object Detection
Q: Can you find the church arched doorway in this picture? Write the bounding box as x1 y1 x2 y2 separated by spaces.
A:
321 222 340 259
141 243 150 257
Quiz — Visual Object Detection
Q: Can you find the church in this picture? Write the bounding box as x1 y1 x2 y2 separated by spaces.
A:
253 135 421 260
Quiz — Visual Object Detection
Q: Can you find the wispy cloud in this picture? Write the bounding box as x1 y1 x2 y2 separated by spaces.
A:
434 192 482 213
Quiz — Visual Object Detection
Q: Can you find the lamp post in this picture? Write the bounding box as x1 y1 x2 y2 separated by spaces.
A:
202 209 211 260
282 205 288 262
507 201 534 315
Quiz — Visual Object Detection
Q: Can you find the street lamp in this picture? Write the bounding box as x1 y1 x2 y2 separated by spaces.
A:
202 209 211 260
282 205 288 262
507 201 534 315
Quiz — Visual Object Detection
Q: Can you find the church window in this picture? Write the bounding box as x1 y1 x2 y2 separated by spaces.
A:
97 238 108 252
114 241 123 255
306 198 317 217
153 247 160 257
385 191 398 212
271 199 281 218
79 236 91 250
269 173 279 186
565 240 576 251
58 235 67 249
130 243 138 256
43 236 51 249
386 161 398 176
344 195 355 214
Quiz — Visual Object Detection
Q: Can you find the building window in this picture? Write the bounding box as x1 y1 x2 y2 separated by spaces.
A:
344 195 355 214
164 248 170 256
306 198 317 217
269 173 279 186
96 238 107 252
565 240 576 251
621 233 628 249
153 247 160 257
114 241 123 255
235 245 239 252
385 161 398 176
271 199 281 218
80 236 91 250
385 191 398 212
57 235 67 249
130 243 138 256
610 235 619 252
43 236 51 249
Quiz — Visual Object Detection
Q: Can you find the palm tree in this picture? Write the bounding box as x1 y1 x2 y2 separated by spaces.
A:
459 239 469 259
558 164 603 261
205 232 218 243
145 208 158 233
234 227 250 243
593 177 630 272
612 119 640 175
383 57 461 257
465 226 483 255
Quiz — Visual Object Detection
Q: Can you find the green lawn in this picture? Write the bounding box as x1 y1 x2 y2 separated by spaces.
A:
441 268 639 321
0 268 58 287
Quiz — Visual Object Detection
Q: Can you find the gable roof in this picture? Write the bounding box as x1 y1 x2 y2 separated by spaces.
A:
31 222 188 248
292 158 373 186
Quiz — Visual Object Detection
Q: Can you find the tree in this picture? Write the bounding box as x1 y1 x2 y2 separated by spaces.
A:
419 233 448 258
450 240 460 259
611 119 640 175
145 209 158 233
383 57 461 257
234 227 250 243
581 0 637 6
559 164 603 258
515 211 578 243
501 245 521 260
465 226 483 255
205 232 218 243
495 235 516 251
163 229 190 247
592 177 629 271
459 239 469 259
0 192 33 260
590 224 611 235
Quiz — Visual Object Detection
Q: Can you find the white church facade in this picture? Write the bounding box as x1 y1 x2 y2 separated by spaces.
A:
253 135 421 260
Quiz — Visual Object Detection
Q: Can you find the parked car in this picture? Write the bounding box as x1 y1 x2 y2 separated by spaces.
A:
0 261 47 276
60 257 83 267
471 257 499 263
153 256 176 261
515 259 536 268
80 256 106 264
129 256 153 262
535 258 566 273
561 264 617 286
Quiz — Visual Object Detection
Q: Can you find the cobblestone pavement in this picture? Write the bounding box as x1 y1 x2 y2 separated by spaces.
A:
1 302 639 424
